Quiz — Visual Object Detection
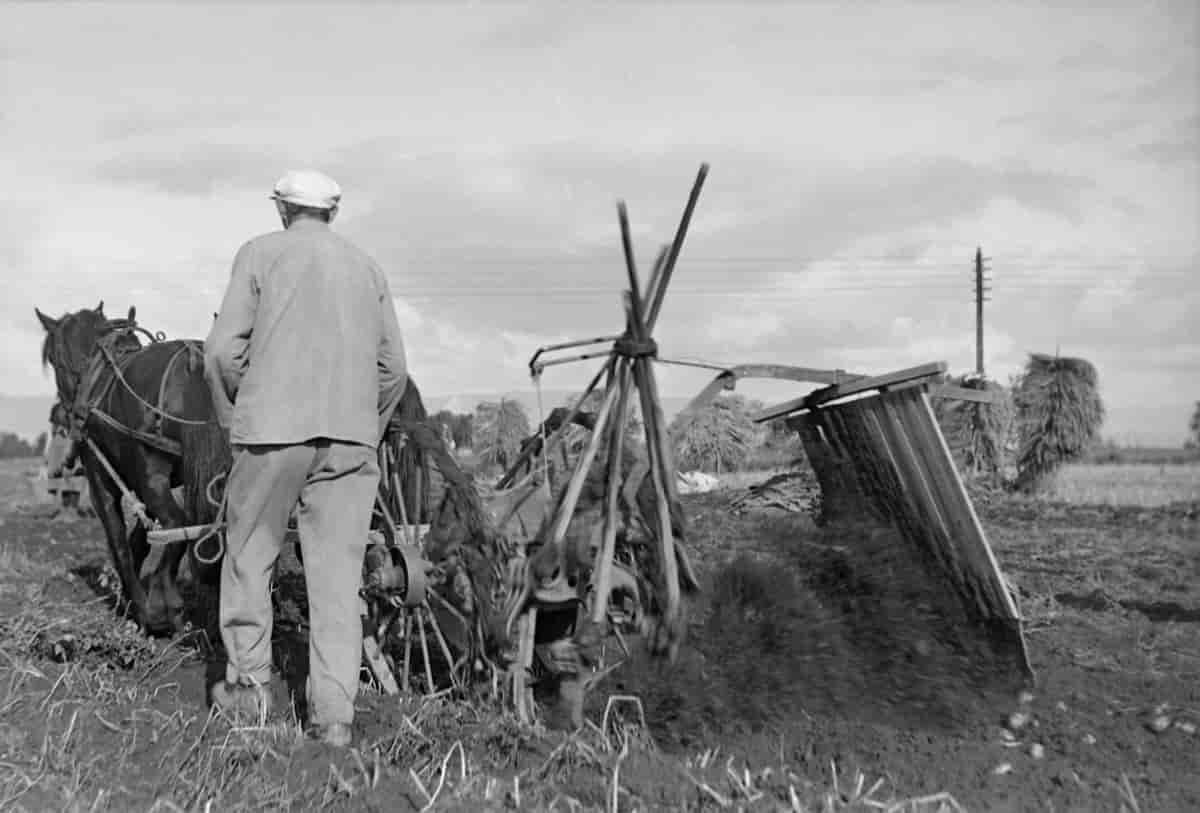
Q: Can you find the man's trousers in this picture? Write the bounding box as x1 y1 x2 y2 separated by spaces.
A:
219 439 379 727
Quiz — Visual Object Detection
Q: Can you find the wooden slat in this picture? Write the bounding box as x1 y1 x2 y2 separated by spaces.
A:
755 361 949 423
856 399 961 581
865 396 983 609
897 388 1022 618
786 386 1032 681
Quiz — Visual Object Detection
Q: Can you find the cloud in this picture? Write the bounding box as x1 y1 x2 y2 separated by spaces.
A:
0 1 1195 445
92 144 284 198
1127 113 1200 166
1056 42 1124 71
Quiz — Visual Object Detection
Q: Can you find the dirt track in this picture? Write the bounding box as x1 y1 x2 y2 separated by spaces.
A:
1 459 1198 811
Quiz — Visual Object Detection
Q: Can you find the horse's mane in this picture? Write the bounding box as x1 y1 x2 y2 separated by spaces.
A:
41 308 144 374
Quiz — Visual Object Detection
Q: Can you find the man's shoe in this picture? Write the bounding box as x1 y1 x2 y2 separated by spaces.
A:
308 722 353 748
211 681 273 721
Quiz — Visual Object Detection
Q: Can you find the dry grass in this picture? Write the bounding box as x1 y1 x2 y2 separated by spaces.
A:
3 452 1191 810
1044 463 1200 507
712 466 793 493
715 459 1200 510
0 507 957 813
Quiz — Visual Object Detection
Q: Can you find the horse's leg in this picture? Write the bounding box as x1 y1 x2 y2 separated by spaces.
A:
135 450 193 636
81 460 153 628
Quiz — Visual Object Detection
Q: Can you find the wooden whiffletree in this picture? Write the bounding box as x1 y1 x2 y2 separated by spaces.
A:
504 165 710 723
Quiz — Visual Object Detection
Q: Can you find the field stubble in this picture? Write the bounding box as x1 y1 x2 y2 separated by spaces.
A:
0 458 1197 811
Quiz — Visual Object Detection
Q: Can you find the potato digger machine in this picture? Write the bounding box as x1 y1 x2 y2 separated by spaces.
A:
130 164 1032 727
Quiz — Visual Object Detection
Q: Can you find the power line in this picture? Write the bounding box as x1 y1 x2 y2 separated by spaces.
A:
386 279 1131 296
385 255 1188 267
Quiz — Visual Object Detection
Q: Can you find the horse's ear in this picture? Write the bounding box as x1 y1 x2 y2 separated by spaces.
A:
35 308 58 332
95 300 105 315
128 306 136 322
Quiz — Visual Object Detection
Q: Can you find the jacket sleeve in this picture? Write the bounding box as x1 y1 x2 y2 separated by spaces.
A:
204 241 259 429
376 272 410 443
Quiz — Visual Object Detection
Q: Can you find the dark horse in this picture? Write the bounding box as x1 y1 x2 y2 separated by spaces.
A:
37 302 231 635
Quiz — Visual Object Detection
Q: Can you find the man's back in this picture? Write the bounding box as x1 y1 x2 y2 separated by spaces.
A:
205 219 407 447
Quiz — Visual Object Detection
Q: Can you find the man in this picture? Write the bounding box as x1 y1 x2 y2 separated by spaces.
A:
204 169 409 747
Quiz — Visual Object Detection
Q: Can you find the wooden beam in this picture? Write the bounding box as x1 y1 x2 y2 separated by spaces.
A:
676 364 870 423
930 383 1007 404
753 361 949 423
724 364 867 385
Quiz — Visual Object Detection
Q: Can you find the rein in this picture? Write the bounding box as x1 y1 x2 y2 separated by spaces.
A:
57 316 214 459
95 340 212 428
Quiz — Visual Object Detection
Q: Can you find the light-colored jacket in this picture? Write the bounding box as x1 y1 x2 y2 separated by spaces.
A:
204 219 408 447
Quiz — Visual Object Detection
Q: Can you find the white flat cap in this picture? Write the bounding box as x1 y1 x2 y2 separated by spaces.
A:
270 169 342 210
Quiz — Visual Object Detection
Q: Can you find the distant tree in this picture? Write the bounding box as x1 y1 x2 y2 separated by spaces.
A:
563 387 642 440
1012 353 1105 493
34 432 48 456
668 393 757 474
472 398 531 471
431 410 473 448
1187 401 1200 450
0 432 39 460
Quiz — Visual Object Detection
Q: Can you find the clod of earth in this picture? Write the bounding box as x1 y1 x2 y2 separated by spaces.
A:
1146 714 1172 733
1007 711 1031 732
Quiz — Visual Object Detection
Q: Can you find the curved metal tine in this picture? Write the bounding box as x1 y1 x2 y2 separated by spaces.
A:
416 608 435 695
421 600 463 692
401 610 413 694
393 459 416 548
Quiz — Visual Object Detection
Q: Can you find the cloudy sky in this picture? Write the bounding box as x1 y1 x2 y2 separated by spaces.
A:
2 1 1196 443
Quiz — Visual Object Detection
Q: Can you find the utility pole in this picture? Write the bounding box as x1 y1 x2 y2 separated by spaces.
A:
974 246 991 377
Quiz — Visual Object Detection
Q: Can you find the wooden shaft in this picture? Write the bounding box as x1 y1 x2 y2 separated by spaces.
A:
640 245 670 318
590 358 634 625
617 203 647 329
147 524 216 546
646 164 709 331
547 375 621 552
629 356 681 627
637 350 684 510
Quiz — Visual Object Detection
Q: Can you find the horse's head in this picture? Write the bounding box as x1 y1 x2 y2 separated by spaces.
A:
35 300 119 406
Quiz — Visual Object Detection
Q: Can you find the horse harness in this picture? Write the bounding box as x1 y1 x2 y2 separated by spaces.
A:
65 318 209 459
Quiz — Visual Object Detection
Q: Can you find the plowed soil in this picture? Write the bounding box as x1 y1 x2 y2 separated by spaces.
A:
1 458 1197 811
